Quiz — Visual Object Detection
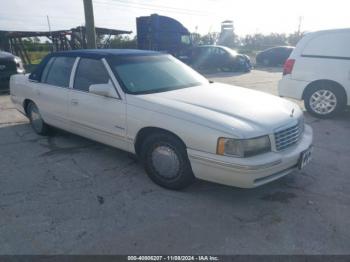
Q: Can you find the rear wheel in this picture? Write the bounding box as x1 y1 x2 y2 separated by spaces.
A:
27 102 50 135
140 133 195 190
304 83 346 118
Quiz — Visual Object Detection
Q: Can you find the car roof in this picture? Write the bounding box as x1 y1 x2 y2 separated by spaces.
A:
195 45 239 55
308 28 350 36
51 49 161 59
196 45 227 49
29 49 164 82
266 46 295 50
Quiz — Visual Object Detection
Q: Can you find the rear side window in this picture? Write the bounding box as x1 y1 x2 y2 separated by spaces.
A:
73 58 110 92
302 32 350 57
43 57 75 88
41 58 55 82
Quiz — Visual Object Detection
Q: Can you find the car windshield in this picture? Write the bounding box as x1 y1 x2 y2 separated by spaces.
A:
110 54 208 94
221 47 238 56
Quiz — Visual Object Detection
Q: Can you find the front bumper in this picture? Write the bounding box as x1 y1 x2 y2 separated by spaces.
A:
187 125 313 188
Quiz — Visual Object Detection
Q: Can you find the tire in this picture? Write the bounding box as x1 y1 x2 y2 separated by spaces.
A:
304 83 346 119
140 132 195 190
26 102 50 135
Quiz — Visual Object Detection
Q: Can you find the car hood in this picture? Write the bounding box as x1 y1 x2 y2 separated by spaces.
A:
0 52 15 61
127 83 302 138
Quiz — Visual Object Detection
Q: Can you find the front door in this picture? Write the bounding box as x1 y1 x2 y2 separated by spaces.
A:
68 57 127 151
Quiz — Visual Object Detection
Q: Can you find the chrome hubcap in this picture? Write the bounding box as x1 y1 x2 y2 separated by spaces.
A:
30 105 43 132
309 89 337 115
151 145 180 179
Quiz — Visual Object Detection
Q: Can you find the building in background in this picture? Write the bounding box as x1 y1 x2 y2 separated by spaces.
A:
218 20 235 48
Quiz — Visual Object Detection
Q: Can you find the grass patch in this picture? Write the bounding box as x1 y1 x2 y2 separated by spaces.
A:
28 51 49 64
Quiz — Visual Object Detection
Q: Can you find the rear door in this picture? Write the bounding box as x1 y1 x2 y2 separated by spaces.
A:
214 47 232 69
68 57 127 150
192 47 211 69
34 56 76 129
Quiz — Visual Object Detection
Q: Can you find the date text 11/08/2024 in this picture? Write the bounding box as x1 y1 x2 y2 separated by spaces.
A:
127 256 220 261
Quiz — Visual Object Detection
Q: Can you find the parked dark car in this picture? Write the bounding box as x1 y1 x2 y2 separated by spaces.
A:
0 51 25 91
190 45 252 72
256 46 294 67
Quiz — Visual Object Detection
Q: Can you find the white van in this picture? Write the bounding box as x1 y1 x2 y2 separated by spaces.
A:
279 28 350 118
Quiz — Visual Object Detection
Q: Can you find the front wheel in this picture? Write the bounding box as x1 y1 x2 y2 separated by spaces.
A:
140 133 195 190
27 102 50 135
304 84 346 118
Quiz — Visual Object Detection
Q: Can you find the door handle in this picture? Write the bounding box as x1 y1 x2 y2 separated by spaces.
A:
71 99 79 105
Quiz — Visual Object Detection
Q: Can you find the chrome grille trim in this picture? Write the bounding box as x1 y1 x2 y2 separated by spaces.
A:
274 120 304 151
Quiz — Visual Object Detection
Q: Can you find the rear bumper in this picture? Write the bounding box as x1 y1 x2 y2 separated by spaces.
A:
278 77 309 100
188 125 313 188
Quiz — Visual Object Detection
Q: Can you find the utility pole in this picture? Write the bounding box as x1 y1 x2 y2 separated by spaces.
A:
46 15 54 52
297 16 303 36
83 0 97 49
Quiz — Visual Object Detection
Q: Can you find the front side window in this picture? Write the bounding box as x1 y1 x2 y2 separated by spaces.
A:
221 47 238 57
302 32 350 57
110 55 208 95
44 57 75 88
74 58 110 92
214 48 227 56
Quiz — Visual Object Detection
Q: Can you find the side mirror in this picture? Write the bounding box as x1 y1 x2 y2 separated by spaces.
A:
89 81 118 98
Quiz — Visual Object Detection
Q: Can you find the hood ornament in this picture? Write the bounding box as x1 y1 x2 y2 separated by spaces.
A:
290 108 295 118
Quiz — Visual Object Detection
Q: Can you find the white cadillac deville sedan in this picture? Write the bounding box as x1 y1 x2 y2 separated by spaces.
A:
10 49 313 190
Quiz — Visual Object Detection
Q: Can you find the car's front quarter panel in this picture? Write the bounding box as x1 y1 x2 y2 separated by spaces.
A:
125 92 313 188
125 99 233 155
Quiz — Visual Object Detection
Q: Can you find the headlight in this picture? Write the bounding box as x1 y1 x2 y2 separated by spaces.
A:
14 57 25 73
217 136 271 157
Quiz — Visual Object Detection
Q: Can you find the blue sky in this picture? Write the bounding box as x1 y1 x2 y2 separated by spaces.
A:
1 0 349 36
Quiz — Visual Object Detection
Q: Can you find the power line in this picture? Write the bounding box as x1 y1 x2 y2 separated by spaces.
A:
111 0 214 15
94 0 216 17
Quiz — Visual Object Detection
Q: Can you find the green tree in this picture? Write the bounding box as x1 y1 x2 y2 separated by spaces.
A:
109 35 137 49
288 32 305 46
198 32 220 45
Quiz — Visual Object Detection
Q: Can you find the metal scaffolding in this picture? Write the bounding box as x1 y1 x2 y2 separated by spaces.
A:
0 26 132 64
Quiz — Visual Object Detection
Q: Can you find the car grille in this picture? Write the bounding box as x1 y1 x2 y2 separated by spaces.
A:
274 120 304 151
